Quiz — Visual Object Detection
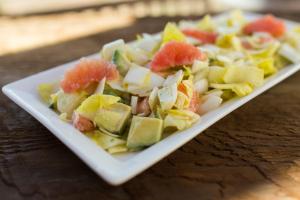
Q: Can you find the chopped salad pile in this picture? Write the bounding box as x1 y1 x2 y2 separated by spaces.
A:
38 10 300 154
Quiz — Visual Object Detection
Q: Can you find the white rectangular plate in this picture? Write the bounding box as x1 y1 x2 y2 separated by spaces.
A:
2 12 300 185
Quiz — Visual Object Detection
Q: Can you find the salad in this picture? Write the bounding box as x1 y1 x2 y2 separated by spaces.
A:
38 10 300 154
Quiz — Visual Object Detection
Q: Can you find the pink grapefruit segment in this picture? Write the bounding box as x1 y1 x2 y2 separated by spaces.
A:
150 41 206 72
72 112 95 132
61 58 119 93
182 29 217 44
243 15 285 38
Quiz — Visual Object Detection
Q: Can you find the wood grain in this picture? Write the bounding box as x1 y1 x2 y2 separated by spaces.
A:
1 13 300 200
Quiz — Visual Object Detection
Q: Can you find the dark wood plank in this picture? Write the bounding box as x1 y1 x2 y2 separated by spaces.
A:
1 13 300 200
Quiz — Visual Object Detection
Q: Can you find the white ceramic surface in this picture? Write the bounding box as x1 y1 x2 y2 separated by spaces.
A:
2 12 300 185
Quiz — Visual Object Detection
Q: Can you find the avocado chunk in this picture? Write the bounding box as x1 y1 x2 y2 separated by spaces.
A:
94 103 131 134
127 116 163 148
56 90 87 117
112 50 131 76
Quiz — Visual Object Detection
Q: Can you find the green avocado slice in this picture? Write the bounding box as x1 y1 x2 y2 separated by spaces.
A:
94 103 131 135
127 116 163 148
56 90 87 118
112 49 131 76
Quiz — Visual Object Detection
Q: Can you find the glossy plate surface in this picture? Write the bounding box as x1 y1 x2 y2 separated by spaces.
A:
3 12 300 185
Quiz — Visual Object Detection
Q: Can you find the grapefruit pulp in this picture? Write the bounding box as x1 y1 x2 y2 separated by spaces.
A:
150 41 206 72
243 15 285 38
61 58 119 93
182 29 217 44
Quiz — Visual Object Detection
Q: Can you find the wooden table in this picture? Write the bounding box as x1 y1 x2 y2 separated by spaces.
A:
1 11 300 200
